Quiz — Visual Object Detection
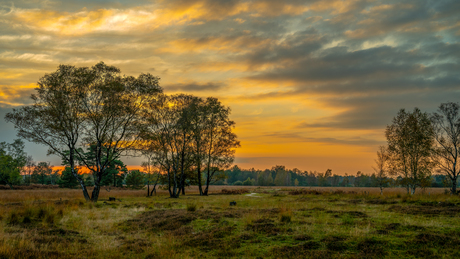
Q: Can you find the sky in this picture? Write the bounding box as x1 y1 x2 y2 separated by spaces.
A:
0 0 459 175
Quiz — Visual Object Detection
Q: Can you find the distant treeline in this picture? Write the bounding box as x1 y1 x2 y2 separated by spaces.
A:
220 165 453 188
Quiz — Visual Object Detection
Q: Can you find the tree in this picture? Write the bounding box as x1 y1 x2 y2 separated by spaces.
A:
141 152 161 196
372 146 390 195
273 165 288 186
6 65 89 197
317 169 332 187
31 162 53 184
125 170 145 189
195 97 240 195
386 108 435 195
242 177 254 186
140 94 196 198
431 102 460 195
341 173 350 187
0 139 27 189
24 156 35 185
0 153 21 189
70 145 128 187
58 167 80 188
6 62 162 202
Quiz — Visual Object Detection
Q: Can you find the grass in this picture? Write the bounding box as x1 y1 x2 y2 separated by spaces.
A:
0 186 459 258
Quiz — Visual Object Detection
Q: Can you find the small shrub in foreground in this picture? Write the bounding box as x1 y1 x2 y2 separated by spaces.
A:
279 206 292 223
186 203 197 212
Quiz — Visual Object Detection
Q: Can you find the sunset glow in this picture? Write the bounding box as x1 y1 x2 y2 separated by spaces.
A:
1 0 459 175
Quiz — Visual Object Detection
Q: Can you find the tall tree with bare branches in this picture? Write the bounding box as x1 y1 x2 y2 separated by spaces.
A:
372 146 390 195
431 102 460 195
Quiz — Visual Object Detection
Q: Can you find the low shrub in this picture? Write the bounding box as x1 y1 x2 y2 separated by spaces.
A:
279 206 292 223
5 204 61 227
221 189 249 195
186 203 197 212
288 189 321 195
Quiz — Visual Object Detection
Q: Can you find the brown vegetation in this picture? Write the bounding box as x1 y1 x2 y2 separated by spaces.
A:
0 186 459 258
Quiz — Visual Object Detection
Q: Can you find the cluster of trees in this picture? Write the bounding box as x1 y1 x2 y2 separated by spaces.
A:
374 103 460 195
5 62 239 201
222 165 452 189
0 138 134 189
4 62 459 199
139 94 240 198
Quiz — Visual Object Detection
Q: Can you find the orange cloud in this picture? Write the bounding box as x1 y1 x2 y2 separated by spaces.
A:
0 84 37 106
157 35 272 55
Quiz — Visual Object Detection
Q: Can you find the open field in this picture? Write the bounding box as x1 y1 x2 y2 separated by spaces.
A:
0 186 459 258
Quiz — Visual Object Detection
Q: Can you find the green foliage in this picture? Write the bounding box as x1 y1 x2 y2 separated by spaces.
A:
31 162 53 185
66 145 128 187
57 167 80 188
5 62 162 202
126 170 145 189
386 107 435 194
83 174 94 187
0 139 26 187
273 165 290 186
242 177 255 186
233 180 243 186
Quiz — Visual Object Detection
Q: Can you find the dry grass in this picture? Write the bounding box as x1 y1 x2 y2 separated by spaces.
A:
0 186 459 258
0 188 148 203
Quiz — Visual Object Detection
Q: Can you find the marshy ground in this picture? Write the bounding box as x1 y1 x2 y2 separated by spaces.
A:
0 186 459 258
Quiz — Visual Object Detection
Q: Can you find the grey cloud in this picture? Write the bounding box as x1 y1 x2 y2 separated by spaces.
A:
163 82 226 92
296 90 460 130
263 132 384 146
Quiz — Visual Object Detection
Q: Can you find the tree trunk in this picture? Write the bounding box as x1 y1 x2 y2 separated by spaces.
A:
91 184 101 202
452 176 457 195
203 171 211 195
197 166 203 196
69 151 90 202
91 169 102 202
181 176 186 195
167 171 173 197
203 184 209 195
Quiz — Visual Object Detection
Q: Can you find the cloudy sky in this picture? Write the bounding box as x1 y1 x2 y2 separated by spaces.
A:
0 0 459 174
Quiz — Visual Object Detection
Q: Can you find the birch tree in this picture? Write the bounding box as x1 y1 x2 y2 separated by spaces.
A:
431 102 460 195
385 108 434 195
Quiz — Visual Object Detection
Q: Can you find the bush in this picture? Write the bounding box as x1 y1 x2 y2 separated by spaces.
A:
233 181 243 186
280 214 291 223
186 203 197 212
221 189 249 194
288 189 321 195
279 207 292 223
